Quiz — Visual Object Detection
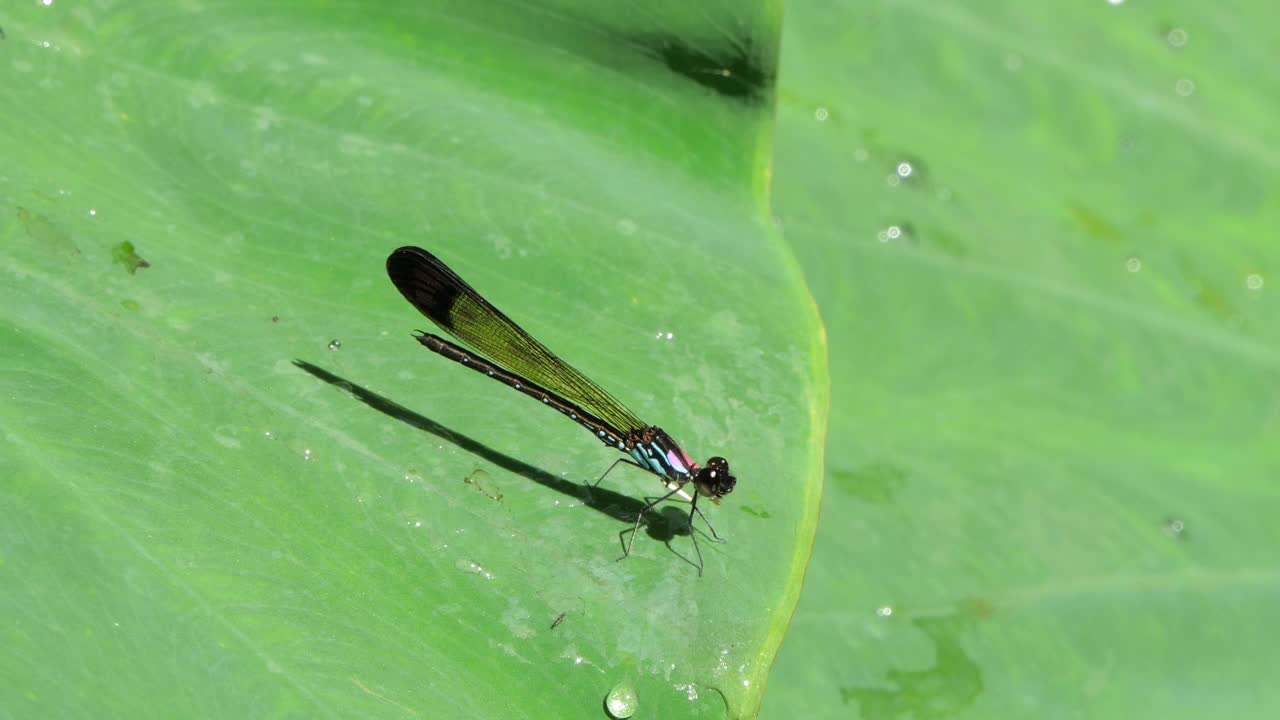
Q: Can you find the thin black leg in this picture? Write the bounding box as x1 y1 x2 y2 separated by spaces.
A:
686 495 705 576
692 503 726 543
584 457 644 502
623 484 685 558
640 491 725 545
590 457 627 489
620 484 712 576
588 457 646 490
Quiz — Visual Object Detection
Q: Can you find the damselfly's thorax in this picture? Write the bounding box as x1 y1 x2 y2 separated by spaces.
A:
625 426 736 500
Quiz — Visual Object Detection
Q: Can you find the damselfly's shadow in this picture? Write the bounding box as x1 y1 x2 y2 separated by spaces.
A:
292 360 646 524
627 504 704 573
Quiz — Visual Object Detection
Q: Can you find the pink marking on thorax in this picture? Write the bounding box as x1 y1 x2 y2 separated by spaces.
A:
667 447 697 474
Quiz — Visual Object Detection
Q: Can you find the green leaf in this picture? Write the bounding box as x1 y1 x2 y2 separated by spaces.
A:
765 1 1279 717
0 2 823 718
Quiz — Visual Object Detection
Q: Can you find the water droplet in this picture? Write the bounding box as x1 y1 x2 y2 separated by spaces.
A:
464 469 503 501
605 682 639 719
675 683 699 701
302 448 312 461
1166 27 1188 48
454 558 495 580
1245 273 1263 291
814 106 829 122
852 147 868 163
876 605 893 617
654 331 674 340
88 208 97 216
877 224 908 244
1107 0 1124 6
328 339 342 350
1174 78 1195 96
1125 257 1142 273
1165 517 1188 539
896 162 913 179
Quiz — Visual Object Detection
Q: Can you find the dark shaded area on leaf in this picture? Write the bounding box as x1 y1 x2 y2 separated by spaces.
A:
636 32 771 103
624 495 720 574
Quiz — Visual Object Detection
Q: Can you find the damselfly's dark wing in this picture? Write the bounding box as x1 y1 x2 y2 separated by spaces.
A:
386 246 647 434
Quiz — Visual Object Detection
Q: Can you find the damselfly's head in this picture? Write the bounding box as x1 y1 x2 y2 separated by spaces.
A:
693 457 736 503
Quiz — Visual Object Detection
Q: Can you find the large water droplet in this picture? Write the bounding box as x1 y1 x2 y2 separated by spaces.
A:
464 469 503 501
605 682 638 718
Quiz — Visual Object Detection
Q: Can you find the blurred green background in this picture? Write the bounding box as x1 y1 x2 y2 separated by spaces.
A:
765 2 1279 719
2 1 1278 718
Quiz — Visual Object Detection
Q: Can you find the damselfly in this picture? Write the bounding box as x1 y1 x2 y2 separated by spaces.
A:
386 246 735 574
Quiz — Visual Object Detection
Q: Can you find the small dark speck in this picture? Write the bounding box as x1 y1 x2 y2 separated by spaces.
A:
968 597 995 618
271 315 279 323
739 504 770 519
550 612 566 630
328 339 342 350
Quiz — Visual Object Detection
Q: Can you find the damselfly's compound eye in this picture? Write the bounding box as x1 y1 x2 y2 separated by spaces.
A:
694 456 736 498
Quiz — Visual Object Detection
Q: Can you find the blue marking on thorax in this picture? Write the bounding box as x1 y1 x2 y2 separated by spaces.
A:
628 447 647 466
643 442 669 474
